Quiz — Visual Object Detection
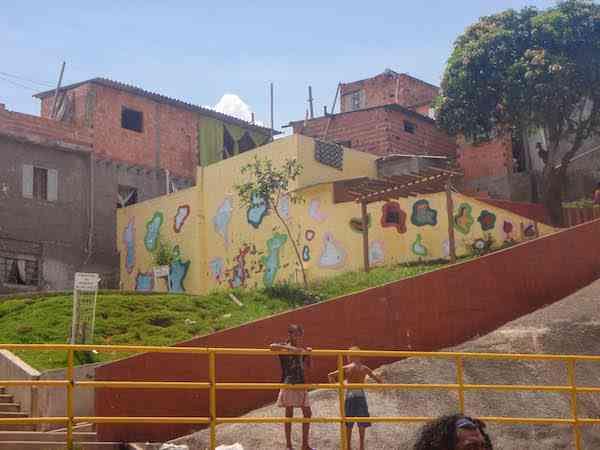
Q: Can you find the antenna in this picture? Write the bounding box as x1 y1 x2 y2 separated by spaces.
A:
308 85 314 119
51 61 66 119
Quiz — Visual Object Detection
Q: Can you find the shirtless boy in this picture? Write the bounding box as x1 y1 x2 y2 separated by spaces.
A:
328 346 383 450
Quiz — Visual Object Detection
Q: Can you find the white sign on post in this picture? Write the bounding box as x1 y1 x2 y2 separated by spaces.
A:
74 272 101 292
153 266 170 278
71 272 100 345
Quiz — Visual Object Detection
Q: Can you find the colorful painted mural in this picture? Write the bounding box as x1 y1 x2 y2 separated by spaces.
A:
381 202 407 233
117 135 557 295
411 200 438 227
174 205 190 233
123 219 135 274
247 194 268 229
144 212 164 251
261 233 288 287
454 203 474 234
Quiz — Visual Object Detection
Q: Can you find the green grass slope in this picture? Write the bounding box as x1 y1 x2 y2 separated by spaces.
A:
0 262 445 371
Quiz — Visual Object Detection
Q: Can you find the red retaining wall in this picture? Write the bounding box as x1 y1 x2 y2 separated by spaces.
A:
96 220 600 442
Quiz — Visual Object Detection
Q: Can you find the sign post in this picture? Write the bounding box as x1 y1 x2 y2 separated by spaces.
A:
153 265 171 292
71 273 100 345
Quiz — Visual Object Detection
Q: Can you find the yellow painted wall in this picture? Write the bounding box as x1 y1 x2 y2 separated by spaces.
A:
116 187 201 293
117 135 556 295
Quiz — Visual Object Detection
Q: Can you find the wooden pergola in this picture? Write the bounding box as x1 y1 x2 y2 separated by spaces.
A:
332 167 462 272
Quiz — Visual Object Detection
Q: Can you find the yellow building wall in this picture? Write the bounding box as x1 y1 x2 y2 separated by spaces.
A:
117 134 557 295
116 187 201 294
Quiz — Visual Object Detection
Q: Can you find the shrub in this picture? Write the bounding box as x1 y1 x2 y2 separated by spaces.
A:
263 282 322 306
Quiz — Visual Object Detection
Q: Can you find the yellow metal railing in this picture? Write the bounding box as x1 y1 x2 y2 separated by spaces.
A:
1 344 600 449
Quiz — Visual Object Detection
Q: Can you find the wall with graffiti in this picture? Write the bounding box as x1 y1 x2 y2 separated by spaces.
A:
117 134 556 295
117 187 201 294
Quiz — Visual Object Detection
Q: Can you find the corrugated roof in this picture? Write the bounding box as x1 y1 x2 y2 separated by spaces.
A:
33 77 277 135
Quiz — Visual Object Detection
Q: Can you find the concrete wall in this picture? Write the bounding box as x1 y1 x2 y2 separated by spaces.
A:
36 363 100 431
0 350 40 415
96 218 600 443
116 135 555 295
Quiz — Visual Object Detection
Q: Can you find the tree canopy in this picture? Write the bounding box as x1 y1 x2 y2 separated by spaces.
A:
437 0 600 157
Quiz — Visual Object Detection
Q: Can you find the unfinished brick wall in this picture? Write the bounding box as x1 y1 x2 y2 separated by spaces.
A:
41 83 198 179
291 106 456 158
458 136 512 180
340 72 439 112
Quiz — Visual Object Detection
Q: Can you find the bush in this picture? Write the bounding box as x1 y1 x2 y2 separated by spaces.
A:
263 283 322 306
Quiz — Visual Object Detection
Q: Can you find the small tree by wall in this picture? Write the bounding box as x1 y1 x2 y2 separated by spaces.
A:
235 157 308 288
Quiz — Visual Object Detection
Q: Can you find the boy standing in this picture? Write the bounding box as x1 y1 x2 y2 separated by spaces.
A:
270 324 313 450
328 346 383 450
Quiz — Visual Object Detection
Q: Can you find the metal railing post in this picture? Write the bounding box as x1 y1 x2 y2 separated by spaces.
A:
567 359 581 450
455 356 465 414
337 354 348 450
209 351 217 450
66 349 74 450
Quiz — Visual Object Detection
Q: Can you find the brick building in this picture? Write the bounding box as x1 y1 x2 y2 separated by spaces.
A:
0 78 273 291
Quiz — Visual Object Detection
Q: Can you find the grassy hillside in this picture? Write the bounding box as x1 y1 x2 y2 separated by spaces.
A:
0 262 446 370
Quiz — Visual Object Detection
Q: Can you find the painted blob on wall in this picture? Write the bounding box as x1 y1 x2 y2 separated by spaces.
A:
209 257 225 282
454 203 474 234
123 218 135 274
523 223 537 238
168 246 190 293
381 202 407 233
144 212 164 252
174 205 190 233
411 234 428 257
308 199 327 222
135 271 154 292
302 245 311 262
261 233 288 287
229 245 251 289
213 197 233 247
277 195 291 220
305 229 316 241
318 232 346 269
442 239 450 258
411 200 438 227
477 210 497 231
503 220 515 242
247 193 268 229
349 214 371 233
369 240 385 266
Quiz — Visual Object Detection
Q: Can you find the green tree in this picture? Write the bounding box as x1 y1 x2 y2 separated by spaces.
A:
436 0 600 225
235 157 308 288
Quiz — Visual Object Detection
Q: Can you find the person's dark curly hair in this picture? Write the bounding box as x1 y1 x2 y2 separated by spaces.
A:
413 414 493 450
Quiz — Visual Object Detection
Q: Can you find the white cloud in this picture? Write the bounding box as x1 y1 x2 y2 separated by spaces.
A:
212 94 264 126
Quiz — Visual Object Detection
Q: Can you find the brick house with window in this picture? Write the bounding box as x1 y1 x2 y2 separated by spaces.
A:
0 79 273 292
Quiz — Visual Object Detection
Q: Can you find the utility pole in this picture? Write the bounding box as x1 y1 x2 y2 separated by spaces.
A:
270 82 274 139
51 61 66 119
308 85 314 119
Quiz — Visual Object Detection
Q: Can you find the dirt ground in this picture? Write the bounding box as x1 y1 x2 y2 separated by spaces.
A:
168 279 600 449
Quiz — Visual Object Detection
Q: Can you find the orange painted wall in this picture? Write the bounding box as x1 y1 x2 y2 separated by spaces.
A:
96 219 600 442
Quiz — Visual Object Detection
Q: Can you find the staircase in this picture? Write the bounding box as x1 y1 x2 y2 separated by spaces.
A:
0 387 121 449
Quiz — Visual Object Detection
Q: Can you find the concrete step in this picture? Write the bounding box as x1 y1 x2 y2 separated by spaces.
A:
0 396 12 404
0 431 97 442
0 425 34 431
0 405 19 413
0 442 122 449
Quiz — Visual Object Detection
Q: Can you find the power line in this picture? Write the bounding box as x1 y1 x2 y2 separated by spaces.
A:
0 75 39 91
0 71 54 88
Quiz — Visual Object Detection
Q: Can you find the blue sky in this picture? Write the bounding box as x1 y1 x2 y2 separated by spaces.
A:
2 1 555 128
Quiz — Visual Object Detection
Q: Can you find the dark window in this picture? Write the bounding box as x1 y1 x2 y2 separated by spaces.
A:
404 120 416 134
238 132 256 153
2 257 38 286
350 91 363 111
33 167 48 200
222 127 235 159
121 107 143 132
